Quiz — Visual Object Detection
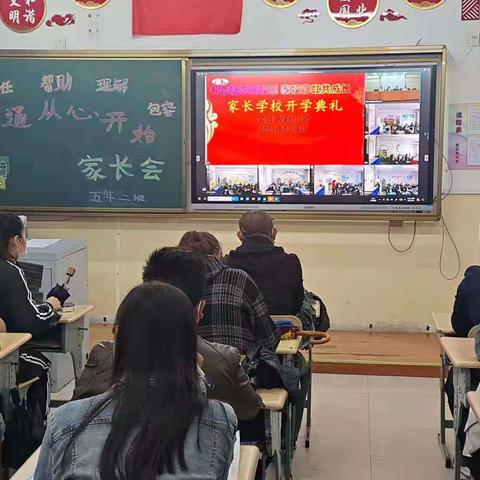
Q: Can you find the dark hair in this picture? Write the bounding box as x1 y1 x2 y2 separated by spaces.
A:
178 231 222 257
239 211 274 237
63 282 205 479
0 213 24 261
143 247 207 307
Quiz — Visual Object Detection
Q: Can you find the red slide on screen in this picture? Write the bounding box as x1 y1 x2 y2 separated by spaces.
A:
206 73 366 166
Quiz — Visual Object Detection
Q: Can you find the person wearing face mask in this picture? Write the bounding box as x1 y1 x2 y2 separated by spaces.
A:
0 213 62 336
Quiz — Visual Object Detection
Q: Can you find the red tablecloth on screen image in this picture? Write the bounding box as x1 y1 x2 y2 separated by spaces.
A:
132 0 243 35
206 73 366 166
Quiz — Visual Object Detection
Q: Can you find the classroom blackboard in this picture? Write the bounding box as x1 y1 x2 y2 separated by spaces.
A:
0 55 185 211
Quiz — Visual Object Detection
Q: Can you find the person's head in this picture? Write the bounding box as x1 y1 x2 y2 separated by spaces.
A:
178 231 222 258
143 247 207 323
238 211 277 243
0 213 26 262
65 282 205 479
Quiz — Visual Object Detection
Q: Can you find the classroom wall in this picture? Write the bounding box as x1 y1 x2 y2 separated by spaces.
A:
3 0 480 328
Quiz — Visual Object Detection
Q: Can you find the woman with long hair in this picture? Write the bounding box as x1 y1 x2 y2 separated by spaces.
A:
178 231 279 355
0 212 62 335
35 281 237 479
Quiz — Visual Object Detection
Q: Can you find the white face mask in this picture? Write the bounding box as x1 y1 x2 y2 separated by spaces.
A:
14 235 27 259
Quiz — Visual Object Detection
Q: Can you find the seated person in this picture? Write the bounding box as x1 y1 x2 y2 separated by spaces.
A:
73 248 262 423
179 231 280 354
0 213 66 434
225 211 304 316
446 266 480 460
452 266 480 337
0 213 62 336
36 282 237 479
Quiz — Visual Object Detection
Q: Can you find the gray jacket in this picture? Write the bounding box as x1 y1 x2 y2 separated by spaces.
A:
35 392 237 480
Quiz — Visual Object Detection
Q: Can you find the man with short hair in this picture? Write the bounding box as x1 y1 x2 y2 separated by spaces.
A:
74 247 263 423
226 211 304 315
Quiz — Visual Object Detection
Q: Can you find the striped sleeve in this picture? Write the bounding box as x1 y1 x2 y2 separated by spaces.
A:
5 261 59 336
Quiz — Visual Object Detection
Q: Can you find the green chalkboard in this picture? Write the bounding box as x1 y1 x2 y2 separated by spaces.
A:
0 55 185 211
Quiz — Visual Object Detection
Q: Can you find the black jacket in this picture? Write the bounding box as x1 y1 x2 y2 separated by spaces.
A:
225 235 304 316
452 265 480 337
0 259 59 337
73 337 263 422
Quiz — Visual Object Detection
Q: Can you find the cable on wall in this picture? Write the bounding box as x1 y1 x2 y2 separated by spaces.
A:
439 215 461 281
387 221 417 253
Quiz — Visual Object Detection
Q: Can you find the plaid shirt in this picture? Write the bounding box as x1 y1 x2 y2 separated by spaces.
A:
199 256 280 355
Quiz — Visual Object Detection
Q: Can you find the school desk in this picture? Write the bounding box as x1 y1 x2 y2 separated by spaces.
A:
273 314 315 450
275 338 302 356
432 312 456 468
258 388 291 480
30 305 93 381
0 333 33 402
440 337 480 480
238 446 261 480
10 447 39 480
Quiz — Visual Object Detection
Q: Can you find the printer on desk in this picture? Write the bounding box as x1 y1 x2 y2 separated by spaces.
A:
21 239 89 393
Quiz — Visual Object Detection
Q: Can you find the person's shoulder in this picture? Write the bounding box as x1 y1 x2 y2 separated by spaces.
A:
0 260 21 285
221 264 251 281
49 392 114 441
465 265 480 278
202 400 237 432
0 259 19 275
200 338 241 367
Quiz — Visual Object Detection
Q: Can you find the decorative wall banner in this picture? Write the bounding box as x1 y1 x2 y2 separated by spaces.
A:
298 8 320 23
448 104 480 169
462 0 480 20
46 13 76 27
380 8 407 21
404 0 445 10
264 0 299 7
327 0 379 28
0 0 46 32
72 0 110 9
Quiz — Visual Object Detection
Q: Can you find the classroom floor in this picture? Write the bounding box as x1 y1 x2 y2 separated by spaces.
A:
90 326 441 379
87 326 450 478
289 373 452 480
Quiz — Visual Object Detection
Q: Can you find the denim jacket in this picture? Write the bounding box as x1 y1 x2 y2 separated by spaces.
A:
35 391 237 480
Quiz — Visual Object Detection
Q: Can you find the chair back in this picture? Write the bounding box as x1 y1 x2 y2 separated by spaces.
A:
0 317 6 333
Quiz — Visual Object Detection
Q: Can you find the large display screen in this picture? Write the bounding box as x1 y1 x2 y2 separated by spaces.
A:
190 59 441 216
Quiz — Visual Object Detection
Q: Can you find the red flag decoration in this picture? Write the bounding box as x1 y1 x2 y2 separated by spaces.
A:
327 0 379 28
132 0 243 36
73 0 110 9
462 0 480 20
404 0 445 9
0 0 45 32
